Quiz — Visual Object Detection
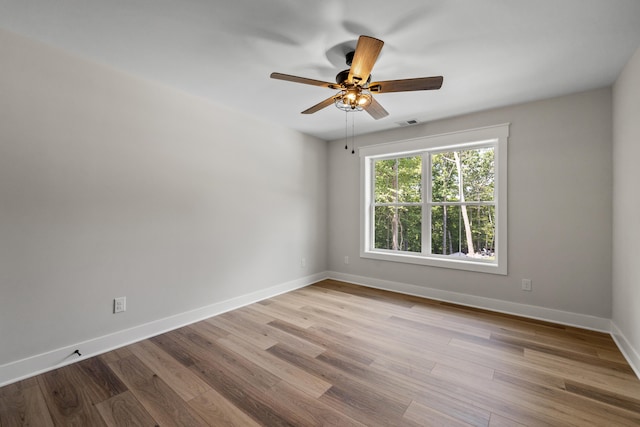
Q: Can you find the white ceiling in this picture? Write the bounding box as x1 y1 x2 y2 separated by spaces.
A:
2 0 640 141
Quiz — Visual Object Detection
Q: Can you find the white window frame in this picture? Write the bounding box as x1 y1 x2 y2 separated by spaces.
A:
360 124 509 275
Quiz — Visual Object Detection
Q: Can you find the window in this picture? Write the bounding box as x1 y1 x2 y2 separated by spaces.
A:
360 124 508 274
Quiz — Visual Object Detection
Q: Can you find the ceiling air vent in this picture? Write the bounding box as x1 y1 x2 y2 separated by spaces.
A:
396 119 420 127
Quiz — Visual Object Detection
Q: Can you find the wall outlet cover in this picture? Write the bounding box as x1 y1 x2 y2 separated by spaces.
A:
114 297 126 313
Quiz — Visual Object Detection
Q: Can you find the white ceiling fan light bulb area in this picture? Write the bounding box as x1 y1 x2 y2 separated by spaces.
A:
335 90 363 112
334 86 372 112
358 91 372 106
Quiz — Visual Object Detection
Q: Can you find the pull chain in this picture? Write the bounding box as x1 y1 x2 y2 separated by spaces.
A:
344 110 348 150
343 111 357 155
351 113 355 154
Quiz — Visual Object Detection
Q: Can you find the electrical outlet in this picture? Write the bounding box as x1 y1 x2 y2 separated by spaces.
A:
301 257 306 268
521 279 532 292
114 297 126 313
344 256 349 265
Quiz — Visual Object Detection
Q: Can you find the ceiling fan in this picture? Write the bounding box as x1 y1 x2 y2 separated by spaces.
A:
270 35 443 120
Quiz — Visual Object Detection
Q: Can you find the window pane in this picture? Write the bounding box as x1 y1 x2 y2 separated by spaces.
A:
461 147 494 202
374 205 421 252
398 156 422 203
431 205 495 260
431 152 460 202
431 148 494 203
374 159 397 203
374 156 422 204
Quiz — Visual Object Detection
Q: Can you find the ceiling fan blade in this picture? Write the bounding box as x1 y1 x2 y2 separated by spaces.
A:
302 95 340 114
348 36 384 86
270 72 340 89
364 96 389 120
369 76 443 93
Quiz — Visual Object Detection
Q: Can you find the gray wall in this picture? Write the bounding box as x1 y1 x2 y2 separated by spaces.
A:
0 29 328 366
328 88 613 318
613 46 640 361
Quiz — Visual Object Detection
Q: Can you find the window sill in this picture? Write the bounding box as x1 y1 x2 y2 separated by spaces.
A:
360 249 507 275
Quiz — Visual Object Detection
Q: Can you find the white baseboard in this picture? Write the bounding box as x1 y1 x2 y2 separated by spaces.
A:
611 322 640 379
0 272 327 387
327 271 612 333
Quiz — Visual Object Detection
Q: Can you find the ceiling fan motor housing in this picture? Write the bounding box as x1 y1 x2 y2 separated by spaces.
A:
335 69 350 84
345 50 355 66
335 68 371 86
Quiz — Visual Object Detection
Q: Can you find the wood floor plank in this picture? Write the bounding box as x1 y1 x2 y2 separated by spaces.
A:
193 318 230 341
261 380 368 427
564 378 640 413
285 287 394 324
76 356 128 399
127 339 211 401
269 319 376 365
315 279 417 308
597 347 631 363
448 336 526 364
370 355 436 383
1 279 639 426
420 334 567 390
217 334 332 398
247 320 327 358
407 372 556 426
321 322 439 366
407 386 492 427
189 357 296 426
388 314 492 340
37 365 107 426
251 297 353 333
163 322 287 427
491 332 635 374
173 325 283 391
488 412 526 427
347 316 456 348
523 348 640 396
248 299 317 329
99 347 134 364
107 354 208 426
187 388 262 427
431 361 495 382
0 381 54 427
148 332 200 368
320 384 411 427
403 400 477 427
346 325 496 380
436 361 635 427
266 344 412 426
207 312 280 350
493 372 640 427
95 390 158 426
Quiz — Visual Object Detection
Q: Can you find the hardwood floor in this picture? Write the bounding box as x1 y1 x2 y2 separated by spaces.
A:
1 279 639 426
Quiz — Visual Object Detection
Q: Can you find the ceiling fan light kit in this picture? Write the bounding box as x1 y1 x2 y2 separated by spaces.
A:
334 87 372 112
270 35 443 120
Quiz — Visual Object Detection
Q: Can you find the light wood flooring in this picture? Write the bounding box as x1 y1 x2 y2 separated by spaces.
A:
1 279 640 426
